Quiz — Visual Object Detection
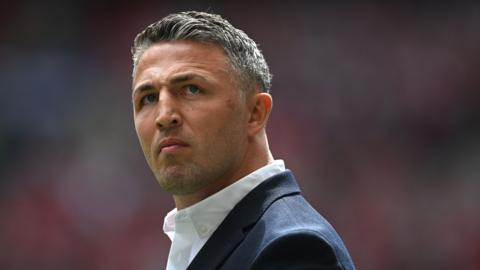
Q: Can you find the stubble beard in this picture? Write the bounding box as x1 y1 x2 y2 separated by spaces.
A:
154 157 209 195
145 118 246 198
151 150 240 197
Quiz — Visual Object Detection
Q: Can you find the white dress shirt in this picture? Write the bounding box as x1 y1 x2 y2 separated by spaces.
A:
163 160 286 270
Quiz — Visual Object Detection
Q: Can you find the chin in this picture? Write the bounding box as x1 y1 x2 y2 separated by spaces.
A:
155 167 197 194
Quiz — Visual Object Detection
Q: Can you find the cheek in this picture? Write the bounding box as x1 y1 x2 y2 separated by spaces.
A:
134 117 155 150
187 97 247 150
206 106 247 145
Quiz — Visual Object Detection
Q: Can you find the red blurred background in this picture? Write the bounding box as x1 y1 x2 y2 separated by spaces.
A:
1 1 479 269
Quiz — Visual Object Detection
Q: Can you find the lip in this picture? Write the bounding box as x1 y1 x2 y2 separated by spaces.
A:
157 137 189 155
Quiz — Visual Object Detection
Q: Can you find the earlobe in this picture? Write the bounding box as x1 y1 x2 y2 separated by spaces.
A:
248 92 273 136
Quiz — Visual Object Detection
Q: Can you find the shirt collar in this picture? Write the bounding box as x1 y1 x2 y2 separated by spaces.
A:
163 160 285 240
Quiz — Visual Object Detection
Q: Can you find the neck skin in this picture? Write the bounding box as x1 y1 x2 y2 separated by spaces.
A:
173 132 273 210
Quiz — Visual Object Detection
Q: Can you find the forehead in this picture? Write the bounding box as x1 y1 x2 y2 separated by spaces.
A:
133 40 232 83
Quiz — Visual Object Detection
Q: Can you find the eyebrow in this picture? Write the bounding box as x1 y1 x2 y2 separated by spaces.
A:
133 73 208 95
133 83 155 95
171 73 208 84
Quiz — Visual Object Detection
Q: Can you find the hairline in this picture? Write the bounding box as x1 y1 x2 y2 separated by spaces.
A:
131 11 271 94
133 39 255 95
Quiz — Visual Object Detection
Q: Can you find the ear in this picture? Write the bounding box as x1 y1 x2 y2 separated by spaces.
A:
247 92 273 136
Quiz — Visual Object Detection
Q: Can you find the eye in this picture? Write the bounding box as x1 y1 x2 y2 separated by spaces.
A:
184 85 201 95
140 93 158 106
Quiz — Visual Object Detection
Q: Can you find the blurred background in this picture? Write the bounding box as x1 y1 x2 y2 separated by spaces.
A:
1 1 479 269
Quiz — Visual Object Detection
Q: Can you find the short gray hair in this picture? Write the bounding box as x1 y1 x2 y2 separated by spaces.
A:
131 11 272 93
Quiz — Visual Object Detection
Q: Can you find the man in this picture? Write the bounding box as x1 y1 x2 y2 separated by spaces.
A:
131 11 355 270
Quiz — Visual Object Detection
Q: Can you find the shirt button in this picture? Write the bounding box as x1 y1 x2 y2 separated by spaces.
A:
199 224 209 235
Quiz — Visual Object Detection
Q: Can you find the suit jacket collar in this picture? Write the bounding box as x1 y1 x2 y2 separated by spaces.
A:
187 170 301 270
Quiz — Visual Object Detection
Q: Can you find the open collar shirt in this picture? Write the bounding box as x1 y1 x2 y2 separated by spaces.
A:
163 160 286 270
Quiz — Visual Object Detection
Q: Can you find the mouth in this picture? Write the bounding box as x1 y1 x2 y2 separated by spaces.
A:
157 138 189 155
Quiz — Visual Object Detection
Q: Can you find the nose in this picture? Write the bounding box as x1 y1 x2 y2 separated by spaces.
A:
155 91 182 130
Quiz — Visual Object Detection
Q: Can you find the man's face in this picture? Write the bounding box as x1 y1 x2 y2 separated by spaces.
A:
132 40 250 197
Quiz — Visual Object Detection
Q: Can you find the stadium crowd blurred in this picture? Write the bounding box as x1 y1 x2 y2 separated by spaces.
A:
1 1 479 269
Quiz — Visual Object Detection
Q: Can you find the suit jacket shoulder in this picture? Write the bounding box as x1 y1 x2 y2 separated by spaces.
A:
187 170 355 270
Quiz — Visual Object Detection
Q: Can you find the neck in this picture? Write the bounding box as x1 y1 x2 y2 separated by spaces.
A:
173 134 273 210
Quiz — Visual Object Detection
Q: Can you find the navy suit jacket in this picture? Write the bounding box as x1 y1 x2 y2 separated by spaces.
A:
186 170 355 270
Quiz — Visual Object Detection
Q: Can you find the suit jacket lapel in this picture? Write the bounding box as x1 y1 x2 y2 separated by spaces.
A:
187 170 301 270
